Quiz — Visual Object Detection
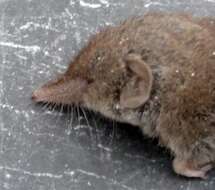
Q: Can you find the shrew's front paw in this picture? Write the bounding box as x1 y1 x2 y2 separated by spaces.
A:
173 158 213 179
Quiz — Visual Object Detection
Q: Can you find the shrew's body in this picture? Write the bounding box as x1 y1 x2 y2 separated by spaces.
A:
32 13 215 178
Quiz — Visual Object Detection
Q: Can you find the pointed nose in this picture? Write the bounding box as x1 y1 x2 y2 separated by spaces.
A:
31 91 37 101
31 87 46 103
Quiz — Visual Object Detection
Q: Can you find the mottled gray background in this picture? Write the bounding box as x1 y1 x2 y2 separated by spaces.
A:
1 0 215 190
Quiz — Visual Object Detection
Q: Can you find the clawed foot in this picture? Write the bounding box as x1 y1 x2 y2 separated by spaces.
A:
173 158 213 179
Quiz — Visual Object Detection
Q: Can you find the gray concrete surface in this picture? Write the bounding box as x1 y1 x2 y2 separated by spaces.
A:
1 0 215 190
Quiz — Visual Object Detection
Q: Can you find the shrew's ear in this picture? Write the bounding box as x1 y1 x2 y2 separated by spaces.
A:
32 75 88 105
120 53 153 109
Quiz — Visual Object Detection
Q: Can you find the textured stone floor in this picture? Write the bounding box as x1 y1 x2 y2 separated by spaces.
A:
1 0 215 190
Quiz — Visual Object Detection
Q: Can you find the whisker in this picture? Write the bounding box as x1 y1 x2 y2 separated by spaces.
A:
65 104 73 135
71 105 75 127
41 102 51 110
81 107 96 145
52 102 58 112
68 105 74 133
109 120 116 146
77 106 81 126
47 102 54 109
51 102 60 124
74 105 83 137
55 103 64 124
89 111 99 143
29 102 53 122
81 107 90 128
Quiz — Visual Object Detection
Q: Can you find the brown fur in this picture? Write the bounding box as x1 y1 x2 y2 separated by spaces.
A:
32 12 215 178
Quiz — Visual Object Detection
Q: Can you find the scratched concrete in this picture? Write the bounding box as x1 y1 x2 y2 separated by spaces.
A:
1 0 215 190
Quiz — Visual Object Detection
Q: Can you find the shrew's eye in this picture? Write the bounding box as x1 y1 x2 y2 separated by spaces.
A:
113 88 121 101
86 78 94 84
